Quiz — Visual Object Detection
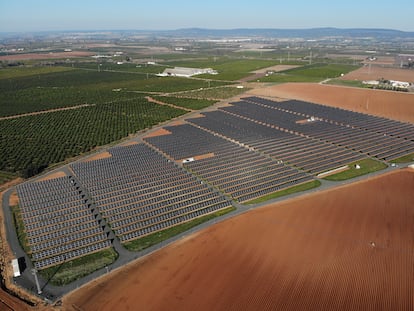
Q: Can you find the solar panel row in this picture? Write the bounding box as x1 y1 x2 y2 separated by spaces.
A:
144 124 313 202
16 177 110 270
71 143 231 242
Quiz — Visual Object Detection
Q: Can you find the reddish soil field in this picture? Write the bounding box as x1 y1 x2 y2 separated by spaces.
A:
0 51 94 61
249 83 414 123
0 289 31 311
342 66 414 83
63 169 414 311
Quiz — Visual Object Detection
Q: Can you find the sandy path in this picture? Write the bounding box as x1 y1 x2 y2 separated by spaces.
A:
63 169 414 311
248 83 414 123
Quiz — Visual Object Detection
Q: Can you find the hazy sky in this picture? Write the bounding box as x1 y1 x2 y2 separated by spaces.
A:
1 0 413 32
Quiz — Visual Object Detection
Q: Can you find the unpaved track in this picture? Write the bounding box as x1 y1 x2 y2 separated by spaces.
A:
63 169 414 311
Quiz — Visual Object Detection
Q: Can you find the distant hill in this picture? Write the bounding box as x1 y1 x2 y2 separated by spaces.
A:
1 28 413 40
166 28 414 39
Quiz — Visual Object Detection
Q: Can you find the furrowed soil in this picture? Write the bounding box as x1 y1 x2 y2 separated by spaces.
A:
341 66 414 82
249 83 414 123
63 169 414 311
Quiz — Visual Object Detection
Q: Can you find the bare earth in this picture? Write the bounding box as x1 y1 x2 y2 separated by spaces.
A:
0 51 94 61
342 66 414 83
248 83 414 123
83 152 112 163
63 169 414 311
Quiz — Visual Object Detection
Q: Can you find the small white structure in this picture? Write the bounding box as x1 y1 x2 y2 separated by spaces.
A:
355 164 361 170
390 80 410 89
182 157 195 163
11 258 20 277
158 67 217 78
362 80 380 86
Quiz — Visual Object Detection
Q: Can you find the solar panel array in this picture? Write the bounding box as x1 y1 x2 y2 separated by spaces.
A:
144 124 313 202
14 96 413 271
16 177 110 270
241 97 414 161
187 110 366 174
71 143 231 243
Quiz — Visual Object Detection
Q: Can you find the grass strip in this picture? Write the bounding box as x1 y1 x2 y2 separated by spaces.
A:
390 153 414 164
39 248 118 286
323 158 387 181
10 205 31 254
123 206 236 252
244 180 321 205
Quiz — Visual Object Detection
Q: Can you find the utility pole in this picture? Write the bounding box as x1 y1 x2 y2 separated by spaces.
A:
31 268 42 294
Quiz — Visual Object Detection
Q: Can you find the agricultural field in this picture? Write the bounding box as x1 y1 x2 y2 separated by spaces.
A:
0 171 17 185
165 57 286 80
0 98 185 177
64 170 414 310
0 66 231 116
257 63 360 83
68 62 170 74
0 64 238 180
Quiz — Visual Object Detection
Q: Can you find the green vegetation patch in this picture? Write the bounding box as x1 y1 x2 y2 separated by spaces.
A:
39 248 118 286
258 63 360 83
0 171 17 185
68 62 170 74
165 58 281 81
390 152 414 164
244 180 321 205
10 205 31 254
179 86 250 100
323 158 387 181
123 206 236 252
0 66 75 80
0 97 185 176
0 67 231 116
326 79 367 88
153 96 217 110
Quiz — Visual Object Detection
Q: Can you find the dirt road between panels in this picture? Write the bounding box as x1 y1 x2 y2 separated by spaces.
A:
63 169 414 311
248 83 414 123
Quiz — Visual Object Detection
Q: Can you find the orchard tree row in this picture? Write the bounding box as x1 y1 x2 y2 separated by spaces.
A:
0 97 185 177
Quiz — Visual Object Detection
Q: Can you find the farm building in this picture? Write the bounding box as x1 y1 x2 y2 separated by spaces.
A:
158 67 217 78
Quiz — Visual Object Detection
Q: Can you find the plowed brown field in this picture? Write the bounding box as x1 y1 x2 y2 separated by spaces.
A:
63 169 414 311
248 83 414 123
0 51 94 61
0 289 31 311
342 66 414 82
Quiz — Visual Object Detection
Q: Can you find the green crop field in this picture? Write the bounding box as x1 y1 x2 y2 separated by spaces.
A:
164 57 283 80
257 63 360 83
0 171 17 185
68 62 170 74
0 66 231 117
0 97 185 177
